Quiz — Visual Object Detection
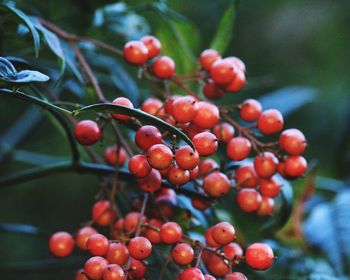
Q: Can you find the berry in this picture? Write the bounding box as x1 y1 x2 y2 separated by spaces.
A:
144 219 163 244
104 146 127 166
257 196 275 216
245 243 274 270
75 269 89 280
226 137 251 161
135 125 162 151
191 196 211 211
84 256 108 280
140 35 161 58
223 242 243 264
199 159 219 176
87 233 109 256
175 145 199 170
111 97 134 121
203 171 230 198
225 56 246 72
240 99 262 122
206 253 230 277
203 79 224 99
123 40 148 65
225 69 246 92
152 56 175 79
189 166 199 179
167 165 190 186
124 212 147 234
102 264 125 280
171 243 195 265
204 275 216 280
199 49 221 71
179 268 205 280
74 120 101 146
212 222 235 245
76 226 98 250
192 101 220 129
210 59 237 84
253 152 278 178
205 227 220 248
237 189 262 213
279 128 307 155
171 96 199 123
213 123 235 143
128 258 146 279
258 109 284 134
141 97 164 116
164 95 181 113
129 155 152 178
160 222 182 244
284 155 307 177
106 243 130 266
259 177 281 198
92 200 117 226
225 272 248 280
235 165 258 188
128 236 152 260
193 132 218 156
146 144 173 170
49 231 74 258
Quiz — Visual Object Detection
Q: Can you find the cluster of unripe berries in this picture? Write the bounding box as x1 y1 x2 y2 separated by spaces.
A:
49 200 274 280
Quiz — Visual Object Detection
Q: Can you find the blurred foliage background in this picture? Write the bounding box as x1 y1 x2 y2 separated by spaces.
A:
0 0 349 279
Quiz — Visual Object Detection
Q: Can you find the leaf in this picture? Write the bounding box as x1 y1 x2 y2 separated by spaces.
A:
0 223 48 236
60 41 85 84
304 190 350 275
0 4 40 57
9 70 49 83
210 1 235 54
259 86 316 116
13 150 67 166
0 57 17 76
73 103 194 148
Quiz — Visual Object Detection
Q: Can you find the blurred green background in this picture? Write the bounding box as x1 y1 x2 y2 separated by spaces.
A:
0 0 350 279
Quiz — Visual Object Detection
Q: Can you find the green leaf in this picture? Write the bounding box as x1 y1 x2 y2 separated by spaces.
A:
210 1 235 54
0 57 17 76
73 103 194 148
0 4 40 57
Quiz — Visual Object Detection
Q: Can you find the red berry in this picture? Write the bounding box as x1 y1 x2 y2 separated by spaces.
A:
258 109 284 134
240 99 262 122
279 128 307 155
225 70 246 92
245 243 274 270
167 165 190 186
284 155 307 177
84 256 108 280
203 79 224 99
213 123 235 143
203 171 230 198
226 137 251 161
235 165 258 188
199 49 221 71
152 56 175 79
74 120 101 146
257 196 275 216
191 196 211 211
259 177 281 198
129 155 152 178
111 97 134 121
204 275 216 280
106 243 130 266
212 222 235 245
193 132 218 156
135 125 162 151
102 264 125 280
192 101 220 129
205 227 220 248
144 219 163 244
223 242 243 264
87 233 109 256
179 268 205 280
210 59 237 84
104 146 127 166
75 269 89 280
236 189 262 213
128 236 152 260
140 35 161 59
253 152 278 178
92 200 117 226
128 258 146 279
171 243 195 265
199 159 219 176
225 56 246 72
175 145 199 170
141 97 164 117
160 222 182 244
171 96 199 123
164 95 181 113
225 272 248 280
182 123 207 139
124 212 147 234
206 253 230 277
49 231 74 258
146 144 173 170
189 166 199 179
76 226 98 250
123 40 148 65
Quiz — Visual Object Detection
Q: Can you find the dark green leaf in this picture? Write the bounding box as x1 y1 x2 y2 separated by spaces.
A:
0 57 17 76
60 41 85 84
0 223 48 236
0 4 40 57
73 103 194 148
210 1 235 53
13 150 67 166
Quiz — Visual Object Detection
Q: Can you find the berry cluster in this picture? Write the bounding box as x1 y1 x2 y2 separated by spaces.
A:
55 34 308 279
